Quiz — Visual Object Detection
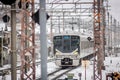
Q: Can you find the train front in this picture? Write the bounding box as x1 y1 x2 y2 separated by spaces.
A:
53 35 80 67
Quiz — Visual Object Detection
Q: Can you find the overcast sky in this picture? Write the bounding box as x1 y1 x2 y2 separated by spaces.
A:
109 0 120 22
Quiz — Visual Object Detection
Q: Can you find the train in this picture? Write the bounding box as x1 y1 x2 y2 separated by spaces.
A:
53 33 93 68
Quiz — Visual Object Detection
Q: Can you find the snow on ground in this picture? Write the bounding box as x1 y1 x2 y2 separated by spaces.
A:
104 56 120 72
36 61 59 79
58 60 94 80
58 56 120 80
0 55 120 80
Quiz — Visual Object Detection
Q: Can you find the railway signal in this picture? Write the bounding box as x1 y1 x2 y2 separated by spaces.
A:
0 0 16 5
2 15 10 23
31 9 50 25
87 37 92 41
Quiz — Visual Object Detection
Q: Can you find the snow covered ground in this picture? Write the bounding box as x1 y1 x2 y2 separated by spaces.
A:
104 56 120 72
58 56 120 80
58 64 94 80
0 54 120 80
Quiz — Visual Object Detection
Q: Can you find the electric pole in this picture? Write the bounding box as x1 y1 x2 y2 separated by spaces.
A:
40 0 48 80
11 3 17 80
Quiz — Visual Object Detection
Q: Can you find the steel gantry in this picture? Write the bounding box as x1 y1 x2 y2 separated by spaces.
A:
93 0 105 80
20 0 35 80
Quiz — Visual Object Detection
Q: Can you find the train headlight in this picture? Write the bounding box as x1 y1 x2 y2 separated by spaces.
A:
73 51 78 55
55 49 61 55
56 52 60 55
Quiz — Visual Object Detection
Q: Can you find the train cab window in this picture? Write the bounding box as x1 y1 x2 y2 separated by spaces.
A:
53 35 80 53
53 36 62 51
63 36 70 53
71 36 80 50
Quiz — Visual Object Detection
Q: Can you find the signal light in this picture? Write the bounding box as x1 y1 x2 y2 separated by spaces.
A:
87 37 92 41
2 15 10 23
0 0 16 5
31 9 50 25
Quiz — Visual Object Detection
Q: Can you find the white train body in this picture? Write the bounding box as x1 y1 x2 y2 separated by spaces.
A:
53 33 93 67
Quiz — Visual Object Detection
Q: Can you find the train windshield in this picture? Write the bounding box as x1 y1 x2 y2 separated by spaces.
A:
53 35 80 53
53 36 63 51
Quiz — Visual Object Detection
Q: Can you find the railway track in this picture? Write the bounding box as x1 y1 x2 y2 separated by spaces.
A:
36 66 79 80
48 66 80 80
0 52 94 79
50 53 94 80
36 64 81 80
37 52 94 80
36 68 62 80
0 58 55 73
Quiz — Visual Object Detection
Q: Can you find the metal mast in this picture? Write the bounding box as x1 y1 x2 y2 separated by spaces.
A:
11 3 17 80
40 0 48 80
93 0 105 80
20 0 35 80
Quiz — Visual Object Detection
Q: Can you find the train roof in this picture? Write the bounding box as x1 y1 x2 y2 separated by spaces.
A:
53 33 93 41
53 33 80 36
53 33 92 38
